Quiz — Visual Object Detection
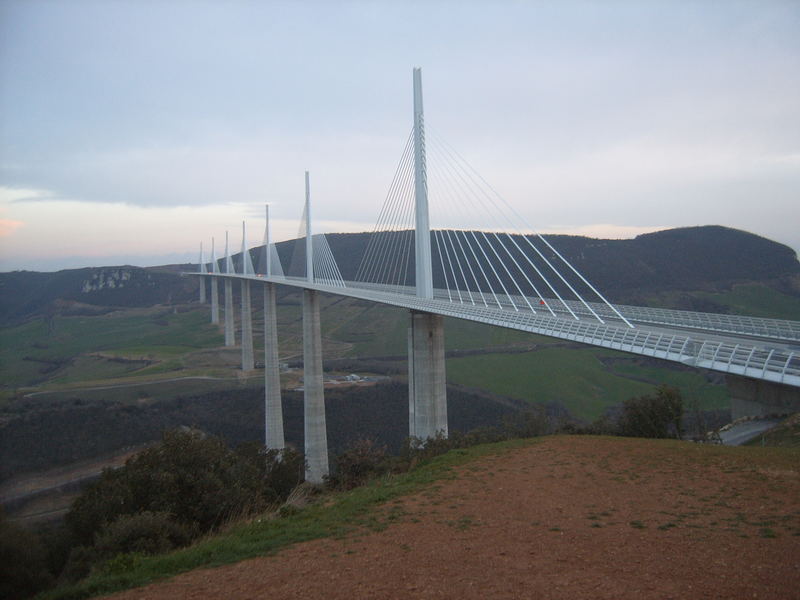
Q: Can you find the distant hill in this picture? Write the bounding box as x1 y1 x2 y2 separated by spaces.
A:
1 225 798 325
302 226 799 300
0 265 197 326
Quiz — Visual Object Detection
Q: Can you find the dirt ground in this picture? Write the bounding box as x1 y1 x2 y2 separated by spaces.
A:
106 436 800 600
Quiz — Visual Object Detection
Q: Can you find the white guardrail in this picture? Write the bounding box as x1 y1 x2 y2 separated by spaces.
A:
198 273 800 388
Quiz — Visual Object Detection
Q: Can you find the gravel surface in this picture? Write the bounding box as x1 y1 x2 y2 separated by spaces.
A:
105 436 800 600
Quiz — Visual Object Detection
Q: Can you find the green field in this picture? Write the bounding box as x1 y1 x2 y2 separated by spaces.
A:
0 307 224 390
1 296 731 420
37 438 537 600
644 283 800 320
446 347 728 421
696 283 800 320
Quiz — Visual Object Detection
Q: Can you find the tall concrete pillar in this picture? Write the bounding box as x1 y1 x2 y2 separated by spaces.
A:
198 242 207 304
303 289 328 483
224 279 235 347
210 278 220 325
210 238 220 325
240 280 254 371
264 282 285 450
408 310 447 440
223 232 235 347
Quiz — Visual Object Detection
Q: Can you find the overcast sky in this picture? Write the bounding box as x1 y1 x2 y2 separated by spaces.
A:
1 0 798 272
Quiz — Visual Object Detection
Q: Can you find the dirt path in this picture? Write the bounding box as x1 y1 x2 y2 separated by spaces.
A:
106 436 800 599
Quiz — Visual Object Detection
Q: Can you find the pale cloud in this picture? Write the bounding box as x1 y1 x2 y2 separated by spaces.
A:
0 198 304 269
0 218 24 236
0 186 53 203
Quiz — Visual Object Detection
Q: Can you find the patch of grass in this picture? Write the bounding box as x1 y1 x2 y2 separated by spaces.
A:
605 363 730 411
37 438 538 600
759 527 777 539
629 520 646 529
744 420 800 448
1 308 223 389
446 348 656 421
696 284 800 320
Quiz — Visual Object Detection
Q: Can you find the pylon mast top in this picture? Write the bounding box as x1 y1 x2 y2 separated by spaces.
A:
413 67 433 299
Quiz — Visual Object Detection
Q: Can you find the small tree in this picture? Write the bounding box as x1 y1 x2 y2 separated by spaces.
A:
0 510 52 599
66 429 281 549
618 385 683 439
328 439 388 490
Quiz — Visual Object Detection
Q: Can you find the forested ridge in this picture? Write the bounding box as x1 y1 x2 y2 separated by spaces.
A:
2 225 798 326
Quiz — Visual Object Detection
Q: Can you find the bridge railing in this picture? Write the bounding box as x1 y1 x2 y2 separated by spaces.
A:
347 280 800 343
200 273 800 388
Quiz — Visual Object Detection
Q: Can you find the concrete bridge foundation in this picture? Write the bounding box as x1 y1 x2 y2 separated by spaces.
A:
240 280 254 371
727 374 800 420
264 282 285 450
303 289 329 483
408 311 448 441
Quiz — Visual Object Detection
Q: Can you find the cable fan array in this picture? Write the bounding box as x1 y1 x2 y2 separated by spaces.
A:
354 125 632 327
286 201 345 287
354 130 417 292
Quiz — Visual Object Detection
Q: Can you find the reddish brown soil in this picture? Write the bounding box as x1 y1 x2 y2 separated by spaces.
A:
106 436 800 599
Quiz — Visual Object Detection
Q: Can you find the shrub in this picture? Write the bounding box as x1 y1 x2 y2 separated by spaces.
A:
234 444 305 502
0 510 52 599
93 511 195 559
65 429 294 552
618 385 683 439
328 439 389 490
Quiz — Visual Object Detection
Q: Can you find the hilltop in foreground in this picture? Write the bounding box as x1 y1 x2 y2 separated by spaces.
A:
99 436 798 600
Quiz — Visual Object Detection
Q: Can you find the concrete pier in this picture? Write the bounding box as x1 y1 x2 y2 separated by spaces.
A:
408 310 447 441
303 289 328 483
264 282 285 450
728 374 800 419
240 280 254 371
224 279 235 347
210 278 219 325
199 278 206 304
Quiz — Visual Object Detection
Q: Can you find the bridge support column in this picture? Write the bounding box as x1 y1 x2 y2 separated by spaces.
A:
224 279 235 346
264 282 285 450
408 310 447 441
727 375 800 420
210 278 219 325
303 289 329 483
199 278 206 304
240 280 254 371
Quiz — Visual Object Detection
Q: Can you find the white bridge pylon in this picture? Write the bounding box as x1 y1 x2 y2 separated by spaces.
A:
192 69 800 482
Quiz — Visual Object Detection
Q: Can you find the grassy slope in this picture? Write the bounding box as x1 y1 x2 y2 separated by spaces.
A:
645 283 800 320
696 283 800 320
36 436 800 600
0 308 222 390
37 438 536 600
744 416 800 448
447 349 640 421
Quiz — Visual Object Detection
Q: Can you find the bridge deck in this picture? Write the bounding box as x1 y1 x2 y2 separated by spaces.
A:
196 273 800 388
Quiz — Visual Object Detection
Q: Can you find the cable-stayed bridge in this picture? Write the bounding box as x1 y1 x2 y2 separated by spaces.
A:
191 69 800 483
